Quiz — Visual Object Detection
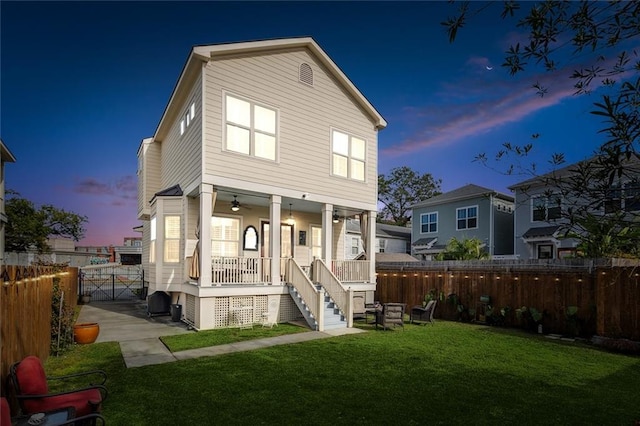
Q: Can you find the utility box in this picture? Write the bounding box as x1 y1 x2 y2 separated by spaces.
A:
170 304 182 322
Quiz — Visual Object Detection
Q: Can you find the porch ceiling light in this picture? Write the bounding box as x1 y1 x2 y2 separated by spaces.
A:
231 195 240 212
287 203 295 225
332 210 340 223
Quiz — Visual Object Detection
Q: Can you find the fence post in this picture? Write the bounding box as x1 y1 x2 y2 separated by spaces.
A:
112 272 115 301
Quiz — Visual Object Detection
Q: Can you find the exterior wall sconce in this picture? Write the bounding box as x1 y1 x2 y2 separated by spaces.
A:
332 210 340 223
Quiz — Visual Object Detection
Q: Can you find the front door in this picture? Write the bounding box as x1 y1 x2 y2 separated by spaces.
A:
261 222 294 258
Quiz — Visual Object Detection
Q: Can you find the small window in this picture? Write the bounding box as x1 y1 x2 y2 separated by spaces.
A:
243 226 258 251
351 237 360 255
457 206 478 230
420 212 438 233
299 63 313 86
180 102 196 136
150 216 157 263
532 195 561 221
311 226 322 259
164 216 180 263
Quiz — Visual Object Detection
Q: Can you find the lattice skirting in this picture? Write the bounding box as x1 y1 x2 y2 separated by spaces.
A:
204 294 301 328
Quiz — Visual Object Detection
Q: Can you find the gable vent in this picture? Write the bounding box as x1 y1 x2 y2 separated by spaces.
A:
299 63 313 86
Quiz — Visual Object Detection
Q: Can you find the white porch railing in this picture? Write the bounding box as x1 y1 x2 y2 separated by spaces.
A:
313 258 351 326
331 260 371 282
285 258 323 327
211 257 272 285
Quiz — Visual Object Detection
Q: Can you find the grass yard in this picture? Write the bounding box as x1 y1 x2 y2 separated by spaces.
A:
45 322 640 425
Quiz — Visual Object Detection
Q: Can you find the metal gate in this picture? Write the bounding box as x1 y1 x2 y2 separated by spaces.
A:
79 264 145 301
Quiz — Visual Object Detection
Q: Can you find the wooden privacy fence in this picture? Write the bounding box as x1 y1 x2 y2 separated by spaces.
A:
376 260 640 340
0 265 78 392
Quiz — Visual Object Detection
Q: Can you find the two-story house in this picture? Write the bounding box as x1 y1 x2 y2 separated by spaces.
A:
1 139 17 264
509 157 640 259
411 184 514 259
137 38 386 331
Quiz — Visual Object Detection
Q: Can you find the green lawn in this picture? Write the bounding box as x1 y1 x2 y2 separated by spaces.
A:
45 322 640 425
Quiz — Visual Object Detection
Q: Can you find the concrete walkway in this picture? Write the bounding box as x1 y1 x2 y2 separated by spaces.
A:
76 300 364 368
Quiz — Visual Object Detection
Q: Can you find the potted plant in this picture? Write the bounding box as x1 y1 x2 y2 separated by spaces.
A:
80 292 92 304
73 322 100 344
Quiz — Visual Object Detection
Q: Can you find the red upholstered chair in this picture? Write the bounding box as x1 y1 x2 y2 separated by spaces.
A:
1 397 11 426
9 355 107 417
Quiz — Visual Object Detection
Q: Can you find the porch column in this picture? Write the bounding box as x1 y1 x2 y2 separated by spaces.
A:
367 211 376 283
270 195 281 285
322 204 333 263
199 184 214 287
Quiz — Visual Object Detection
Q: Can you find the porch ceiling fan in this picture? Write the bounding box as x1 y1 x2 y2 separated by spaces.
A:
230 195 251 211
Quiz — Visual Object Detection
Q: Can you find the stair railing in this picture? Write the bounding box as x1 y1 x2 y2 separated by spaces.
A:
312 258 353 327
285 258 323 329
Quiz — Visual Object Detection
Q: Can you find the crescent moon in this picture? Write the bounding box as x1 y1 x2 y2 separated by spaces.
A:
486 66 493 70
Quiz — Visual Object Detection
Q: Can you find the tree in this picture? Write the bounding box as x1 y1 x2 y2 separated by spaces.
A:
5 191 88 253
378 166 442 226
436 237 489 260
443 1 640 257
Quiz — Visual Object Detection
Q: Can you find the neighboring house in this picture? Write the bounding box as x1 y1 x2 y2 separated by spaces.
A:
345 218 411 259
137 38 386 331
509 158 640 259
1 139 17 264
411 184 514 259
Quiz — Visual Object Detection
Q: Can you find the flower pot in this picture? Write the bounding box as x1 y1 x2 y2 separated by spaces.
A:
81 295 91 304
73 322 100 344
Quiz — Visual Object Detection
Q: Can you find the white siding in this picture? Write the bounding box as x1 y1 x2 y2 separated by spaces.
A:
159 73 203 193
202 49 378 205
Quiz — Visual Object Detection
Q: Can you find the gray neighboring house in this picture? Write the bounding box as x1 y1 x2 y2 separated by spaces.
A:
1 139 17 264
411 184 514 260
345 218 411 260
508 157 640 259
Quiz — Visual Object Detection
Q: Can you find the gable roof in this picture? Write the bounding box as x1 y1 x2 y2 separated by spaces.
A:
411 184 513 209
152 37 386 142
0 139 16 163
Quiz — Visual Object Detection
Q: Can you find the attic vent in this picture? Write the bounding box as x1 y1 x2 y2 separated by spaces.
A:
299 63 313 86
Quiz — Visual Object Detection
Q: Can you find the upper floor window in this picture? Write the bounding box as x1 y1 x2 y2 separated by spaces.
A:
225 94 277 161
180 102 196 136
605 180 640 213
332 129 366 181
532 195 561 222
457 206 478 230
420 212 438 233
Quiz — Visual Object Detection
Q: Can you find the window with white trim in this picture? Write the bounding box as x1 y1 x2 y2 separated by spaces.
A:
532 195 561 221
211 216 240 257
164 216 180 263
180 102 196 136
457 206 478 230
332 129 366 181
225 94 277 161
351 237 360 255
149 216 156 263
311 226 322 259
420 212 438 233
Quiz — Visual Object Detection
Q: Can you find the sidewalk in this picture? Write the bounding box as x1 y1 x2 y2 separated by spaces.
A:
76 301 364 368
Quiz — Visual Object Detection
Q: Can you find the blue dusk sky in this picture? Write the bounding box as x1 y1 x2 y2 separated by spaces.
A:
1 1 624 246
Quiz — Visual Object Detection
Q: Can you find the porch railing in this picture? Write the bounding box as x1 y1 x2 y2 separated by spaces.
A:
313 258 351 326
211 257 272 285
286 258 323 327
331 260 370 282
